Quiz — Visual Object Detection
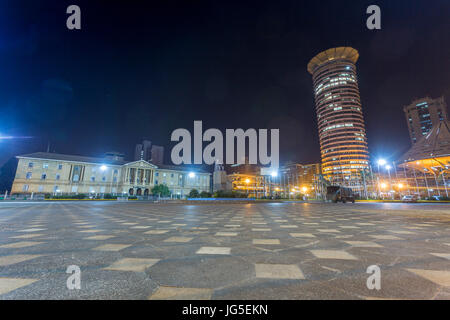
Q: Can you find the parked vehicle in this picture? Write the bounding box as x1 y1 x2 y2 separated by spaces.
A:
326 186 355 203
402 195 418 203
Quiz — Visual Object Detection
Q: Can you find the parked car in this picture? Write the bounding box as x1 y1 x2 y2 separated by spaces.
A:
326 186 355 203
402 195 418 203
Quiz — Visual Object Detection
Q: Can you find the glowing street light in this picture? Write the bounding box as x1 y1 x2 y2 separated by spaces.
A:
398 183 404 189
380 183 387 189
302 186 308 193
271 171 278 177
245 178 250 184
100 165 108 171
385 164 392 170
188 172 195 178
377 159 387 166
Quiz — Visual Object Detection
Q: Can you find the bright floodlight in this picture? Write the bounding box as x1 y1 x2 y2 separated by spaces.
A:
302 186 308 193
245 178 250 184
189 172 195 178
377 159 386 166
385 164 392 170
271 171 278 177
380 183 387 189
100 165 107 171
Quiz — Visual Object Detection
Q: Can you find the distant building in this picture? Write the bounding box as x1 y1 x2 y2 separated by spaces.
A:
308 47 370 188
134 140 164 166
213 161 323 198
134 143 143 161
150 145 164 166
134 140 152 161
403 96 448 144
11 152 210 197
281 162 322 188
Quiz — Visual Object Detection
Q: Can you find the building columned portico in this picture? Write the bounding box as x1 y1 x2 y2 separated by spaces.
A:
11 152 211 197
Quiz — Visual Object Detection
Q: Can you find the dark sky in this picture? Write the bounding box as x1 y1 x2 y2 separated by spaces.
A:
0 0 449 167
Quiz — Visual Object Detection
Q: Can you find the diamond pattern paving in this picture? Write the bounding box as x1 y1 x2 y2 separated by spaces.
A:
0 201 449 299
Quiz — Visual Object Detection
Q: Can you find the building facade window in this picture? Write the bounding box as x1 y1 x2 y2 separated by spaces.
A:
28 162 33 168
41 173 47 180
23 185 29 192
26 172 32 179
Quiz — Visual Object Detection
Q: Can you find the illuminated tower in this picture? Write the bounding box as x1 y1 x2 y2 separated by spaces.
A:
307 47 369 187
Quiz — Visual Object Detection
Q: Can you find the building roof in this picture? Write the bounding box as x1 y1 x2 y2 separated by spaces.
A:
17 152 126 165
307 47 359 75
398 120 450 163
17 152 211 174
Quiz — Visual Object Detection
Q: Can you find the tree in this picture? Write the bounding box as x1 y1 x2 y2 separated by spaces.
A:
200 191 212 198
188 189 200 198
151 184 171 197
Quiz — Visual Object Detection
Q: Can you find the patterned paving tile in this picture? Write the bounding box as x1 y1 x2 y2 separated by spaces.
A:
17 228 45 233
196 247 231 255
104 258 160 272
0 241 43 249
92 244 132 251
0 255 43 267
430 253 450 260
79 229 104 233
149 286 213 300
369 235 403 240
310 250 358 260
0 278 38 295
10 234 44 239
389 230 416 235
406 269 450 286
344 241 383 248
215 232 238 236
255 264 304 279
289 233 316 238
163 237 193 243
317 229 341 233
84 235 115 240
144 230 169 234
253 239 280 245
252 228 271 232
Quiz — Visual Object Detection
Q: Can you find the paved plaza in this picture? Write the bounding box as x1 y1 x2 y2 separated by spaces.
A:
0 201 449 299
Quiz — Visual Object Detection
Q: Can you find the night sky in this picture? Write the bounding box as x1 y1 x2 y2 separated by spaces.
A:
1 0 449 168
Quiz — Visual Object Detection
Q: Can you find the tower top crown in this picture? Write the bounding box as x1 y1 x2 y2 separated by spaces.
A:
307 47 359 75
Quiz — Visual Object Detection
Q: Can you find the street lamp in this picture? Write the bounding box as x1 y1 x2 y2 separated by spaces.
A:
188 172 195 178
100 165 108 171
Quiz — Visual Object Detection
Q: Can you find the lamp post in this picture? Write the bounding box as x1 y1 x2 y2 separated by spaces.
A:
376 159 386 199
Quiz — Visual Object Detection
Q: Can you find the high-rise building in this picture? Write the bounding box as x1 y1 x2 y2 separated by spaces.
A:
307 47 370 187
134 144 143 161
142 140 152 161
150 145 164 166
134 140 153 161
403 96 448 144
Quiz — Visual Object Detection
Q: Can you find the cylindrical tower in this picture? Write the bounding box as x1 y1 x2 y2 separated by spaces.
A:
307 47 369 188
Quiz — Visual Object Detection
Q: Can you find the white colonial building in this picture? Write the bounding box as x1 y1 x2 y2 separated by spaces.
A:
11 152 211 197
